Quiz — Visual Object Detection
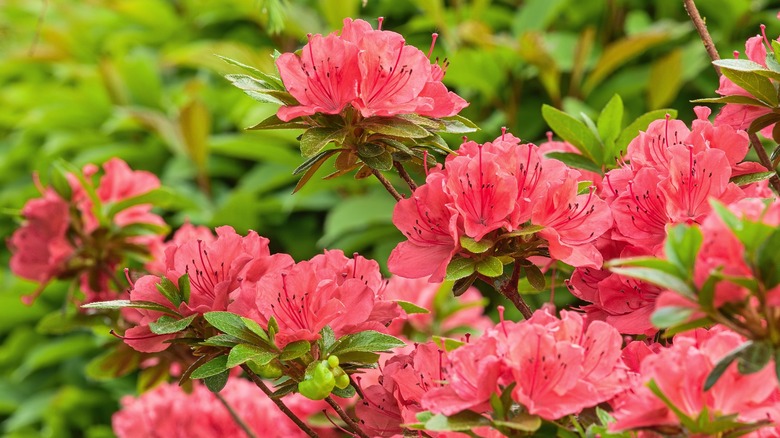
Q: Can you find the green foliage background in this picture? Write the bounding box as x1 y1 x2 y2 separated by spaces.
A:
0 0 777 435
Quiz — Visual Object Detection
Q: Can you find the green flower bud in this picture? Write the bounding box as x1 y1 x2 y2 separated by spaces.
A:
335 373 350 390
298 361 335 400
253 361 283 379
327 355 339 368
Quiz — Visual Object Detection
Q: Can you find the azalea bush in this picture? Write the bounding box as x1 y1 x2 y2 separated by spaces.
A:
4 0 780 437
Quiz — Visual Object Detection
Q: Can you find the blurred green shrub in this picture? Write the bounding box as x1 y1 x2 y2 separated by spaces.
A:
0 0 776 435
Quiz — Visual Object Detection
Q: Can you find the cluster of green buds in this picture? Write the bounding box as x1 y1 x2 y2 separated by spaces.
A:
297 355 350 400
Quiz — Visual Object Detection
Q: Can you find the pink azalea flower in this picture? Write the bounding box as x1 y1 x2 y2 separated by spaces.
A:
422 337 502 415
445 144 517 241
339 18 466 118
8 190 73 288
122 227 291 353
145 222 216 275
503 310 630 420
275 18 466 121
240 250 397 348
275 32 361 121
388 171 460 281
531 169 612 268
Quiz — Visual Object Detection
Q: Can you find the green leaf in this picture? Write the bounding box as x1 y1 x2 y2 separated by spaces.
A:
500 224 545 238
650 306 694 329
711 200 776 253
359 150 393 171
493 412 542 432
730 171 776 186
597 94 623 143
445 257 477 281
203 311 259 343
248 114 308 130
615 109 677 155
81 300 180 317
609 267 693 297
49 162 73 200
361 117 431 139
748 112 780 133
664 224 703 278
736 341 773 375
106 187 175 219
190 355 230 379
476 256 504 277
714 58 780 82
279 340 311 361
757 228 780 289
300 127 347 157
178 273 191 304
356 142 385 158
227 344 278 368
337 351 380 364
692 95 768 106
200 334 243 347
395 300 430 315
439 115 479 134
204 369 230 393
715 61 779 106
331 383 357 398
291 149 343 192
545 152 601 173
522 264 546 291
425 411 491 431
241 317 269 342
155 276 182 307
647 379 698 431
217 55 285 90
705 341 753 390
330 331 405 356
542 104 601 163
149 314 197 335
459 236 494 254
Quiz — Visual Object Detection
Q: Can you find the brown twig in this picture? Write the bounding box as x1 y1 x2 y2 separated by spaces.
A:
394 161 418 193
683 0 721 76
215 392 258 438
748 132 780 194
493 264 534 320
371 169 403 201
241 365 319 438
325 396 370 438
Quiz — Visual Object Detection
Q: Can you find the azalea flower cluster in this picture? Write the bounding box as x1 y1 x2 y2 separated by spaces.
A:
358 311 780 437
275 18 467 121
388 132 612 283
568 107 770 334
123 225 399 353
9 158 166 304
356 309 629 436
